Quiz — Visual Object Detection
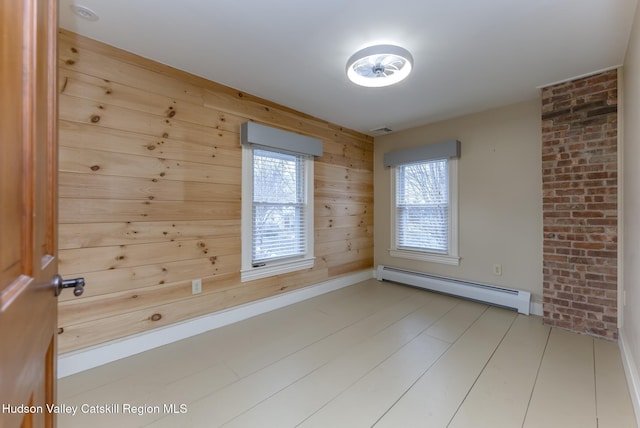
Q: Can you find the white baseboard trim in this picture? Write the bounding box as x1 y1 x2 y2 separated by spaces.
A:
58 269 375 378
618 328 640 426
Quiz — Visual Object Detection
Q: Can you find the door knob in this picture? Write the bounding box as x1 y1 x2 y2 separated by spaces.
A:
53 274 85 297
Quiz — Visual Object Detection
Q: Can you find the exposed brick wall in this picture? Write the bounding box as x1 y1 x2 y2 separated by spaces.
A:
541 69 618 341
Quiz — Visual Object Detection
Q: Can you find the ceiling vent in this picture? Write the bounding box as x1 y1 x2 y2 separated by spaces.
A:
370 126 393 136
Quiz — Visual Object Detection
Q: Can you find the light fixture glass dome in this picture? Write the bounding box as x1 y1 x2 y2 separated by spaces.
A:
69 4 99 21
346 45 413 88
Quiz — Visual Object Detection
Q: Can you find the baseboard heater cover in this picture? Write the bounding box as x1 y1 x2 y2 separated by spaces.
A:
376 265 530 315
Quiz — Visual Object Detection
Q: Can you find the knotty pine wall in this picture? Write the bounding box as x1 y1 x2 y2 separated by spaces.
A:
56 30 374 354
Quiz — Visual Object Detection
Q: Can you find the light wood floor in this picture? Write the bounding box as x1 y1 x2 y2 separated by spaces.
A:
58 279 637 428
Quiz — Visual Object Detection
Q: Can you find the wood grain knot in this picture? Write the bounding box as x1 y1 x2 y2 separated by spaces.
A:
168 110 176 118
57 328 64 335
90 165 100 171
151 313 162 322
90 114 100 123
65 59 75 65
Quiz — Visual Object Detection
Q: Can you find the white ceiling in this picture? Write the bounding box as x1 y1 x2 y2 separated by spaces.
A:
59 0 637 136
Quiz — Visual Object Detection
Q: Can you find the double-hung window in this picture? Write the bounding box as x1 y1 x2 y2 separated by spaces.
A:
240 122 322 281
251 148 308 264
386 140 461 265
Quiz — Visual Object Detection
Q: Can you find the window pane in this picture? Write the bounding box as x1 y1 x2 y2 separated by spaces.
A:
253 149 304 204
252 148 306 263
252 204 305 262
396 159 449 253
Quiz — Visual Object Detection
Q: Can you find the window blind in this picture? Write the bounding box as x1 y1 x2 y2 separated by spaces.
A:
252 148 307 264
396 159 449 253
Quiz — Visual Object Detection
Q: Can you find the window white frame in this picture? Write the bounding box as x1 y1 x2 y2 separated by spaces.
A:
241 144 315 282
389 158 460 265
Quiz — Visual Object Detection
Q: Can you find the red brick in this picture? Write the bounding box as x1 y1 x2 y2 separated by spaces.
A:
542 70 618 341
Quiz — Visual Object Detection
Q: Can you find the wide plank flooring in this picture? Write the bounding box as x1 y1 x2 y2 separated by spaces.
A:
58 279 636 427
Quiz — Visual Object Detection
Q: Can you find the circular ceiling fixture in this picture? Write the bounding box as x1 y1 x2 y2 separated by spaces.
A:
69 4 99 21
346 44 413 88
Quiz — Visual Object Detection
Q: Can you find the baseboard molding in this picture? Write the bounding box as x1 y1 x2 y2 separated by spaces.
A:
58 269 375 378
530 301 543 316
618 328 640 426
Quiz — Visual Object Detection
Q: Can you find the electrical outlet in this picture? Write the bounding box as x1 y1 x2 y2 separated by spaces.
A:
192 278 202 295
493 264 502 276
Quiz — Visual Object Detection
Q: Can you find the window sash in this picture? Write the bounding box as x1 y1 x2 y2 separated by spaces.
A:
395 159 450 254
251 148 307 265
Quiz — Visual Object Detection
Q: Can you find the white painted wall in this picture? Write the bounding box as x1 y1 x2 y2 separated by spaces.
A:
374 99 543 303
621 1 640 422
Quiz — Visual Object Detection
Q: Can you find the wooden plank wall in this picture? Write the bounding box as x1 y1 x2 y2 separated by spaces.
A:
57 30 374 354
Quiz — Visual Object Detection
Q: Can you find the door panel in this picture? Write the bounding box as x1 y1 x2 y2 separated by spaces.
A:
0 1 59 427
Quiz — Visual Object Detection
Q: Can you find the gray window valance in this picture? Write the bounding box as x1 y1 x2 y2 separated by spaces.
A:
240 122 323 157
384 139 460 167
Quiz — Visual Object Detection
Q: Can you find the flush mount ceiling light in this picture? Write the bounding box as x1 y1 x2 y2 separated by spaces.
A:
69 4 99 21
346 44 413 88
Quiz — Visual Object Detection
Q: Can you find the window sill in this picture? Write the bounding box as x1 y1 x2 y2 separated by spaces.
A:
389 249 460 266
241 257 315 282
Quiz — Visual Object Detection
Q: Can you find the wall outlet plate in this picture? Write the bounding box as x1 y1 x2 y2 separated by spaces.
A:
493 264 502 276
192 279 202 294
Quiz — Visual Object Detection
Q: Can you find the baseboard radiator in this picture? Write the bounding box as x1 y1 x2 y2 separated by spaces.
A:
376 265 531 315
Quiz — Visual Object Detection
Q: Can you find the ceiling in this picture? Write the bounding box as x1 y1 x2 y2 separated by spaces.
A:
59 0 637 136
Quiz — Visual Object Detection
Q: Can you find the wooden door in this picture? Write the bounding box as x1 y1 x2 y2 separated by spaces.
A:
1 0 59 427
